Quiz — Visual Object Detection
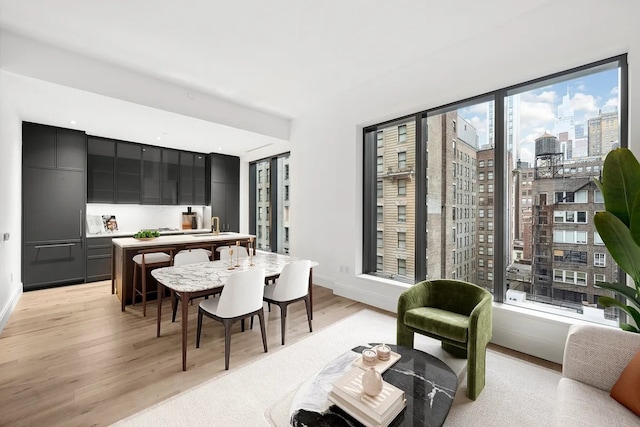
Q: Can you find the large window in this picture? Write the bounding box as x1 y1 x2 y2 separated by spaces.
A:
249 153 290 254
363 55 626 326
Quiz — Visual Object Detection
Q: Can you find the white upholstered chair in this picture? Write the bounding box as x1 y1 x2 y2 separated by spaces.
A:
171 249 215 322
263 259 312 345
196 267 268 370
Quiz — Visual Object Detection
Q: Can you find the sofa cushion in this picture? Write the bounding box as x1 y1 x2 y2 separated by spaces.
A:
553 378 640 427
404 307 469 343
610 350 640 417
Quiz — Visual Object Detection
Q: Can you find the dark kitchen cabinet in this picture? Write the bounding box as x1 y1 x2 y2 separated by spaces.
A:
116 142 141 203
86 236 113 282
179 151 207 205
162 148 179 204
22 122 86 290
209 153 240 232
142 145 162 204
194 154 206 205
179 152 194 205
87 137 115 203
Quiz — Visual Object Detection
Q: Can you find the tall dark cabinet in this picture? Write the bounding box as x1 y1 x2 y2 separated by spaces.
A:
209 153 240 232
87 136 115 203
22 122 87 290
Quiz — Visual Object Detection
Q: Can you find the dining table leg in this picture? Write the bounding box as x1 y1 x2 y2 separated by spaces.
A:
157 281 164 338
181 290 191 371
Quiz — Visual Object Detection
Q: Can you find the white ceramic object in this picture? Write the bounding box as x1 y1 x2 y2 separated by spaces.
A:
361 367 383 396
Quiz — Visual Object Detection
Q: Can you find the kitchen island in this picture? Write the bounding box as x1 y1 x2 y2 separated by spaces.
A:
112 232 255 311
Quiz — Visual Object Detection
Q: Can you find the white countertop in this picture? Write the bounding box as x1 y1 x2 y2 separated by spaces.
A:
87 228 211 238
112 232 255 248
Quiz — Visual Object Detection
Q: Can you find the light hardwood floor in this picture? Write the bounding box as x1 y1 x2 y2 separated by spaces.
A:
0 281 560 426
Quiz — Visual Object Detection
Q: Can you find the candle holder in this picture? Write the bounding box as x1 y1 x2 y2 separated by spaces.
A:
249 238 254 266
362 348 377 366
234 241 240 267
376 343 391 361
228 248 235 270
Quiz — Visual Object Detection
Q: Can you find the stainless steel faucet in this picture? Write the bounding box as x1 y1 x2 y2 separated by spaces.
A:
211 216 220 235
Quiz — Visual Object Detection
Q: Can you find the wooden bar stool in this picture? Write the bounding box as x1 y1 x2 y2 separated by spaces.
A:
132 247 175 316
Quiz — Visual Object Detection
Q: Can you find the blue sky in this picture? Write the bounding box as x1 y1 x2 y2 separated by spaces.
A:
458 67 619 165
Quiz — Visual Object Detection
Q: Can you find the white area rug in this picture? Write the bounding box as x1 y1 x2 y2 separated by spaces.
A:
112 309 561 426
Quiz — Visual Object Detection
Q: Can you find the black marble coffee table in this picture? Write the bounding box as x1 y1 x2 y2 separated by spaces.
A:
290 343 458 427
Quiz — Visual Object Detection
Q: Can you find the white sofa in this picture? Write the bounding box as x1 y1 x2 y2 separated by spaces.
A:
552 323 640 426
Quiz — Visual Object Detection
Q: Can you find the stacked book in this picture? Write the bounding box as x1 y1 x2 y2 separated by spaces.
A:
328 367 406 427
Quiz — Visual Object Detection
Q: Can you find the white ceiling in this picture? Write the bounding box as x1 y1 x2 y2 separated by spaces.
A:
0 0 554 155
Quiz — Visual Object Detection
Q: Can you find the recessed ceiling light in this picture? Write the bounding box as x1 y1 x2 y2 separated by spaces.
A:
187 93 195 100
70 120 77 125
156 136 161 140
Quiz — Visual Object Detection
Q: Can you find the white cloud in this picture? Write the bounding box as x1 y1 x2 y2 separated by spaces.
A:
519 101 556 130
536 91 556 103
570 93 599 114
518 147 534 165
604 97 618 108
610 86 619 96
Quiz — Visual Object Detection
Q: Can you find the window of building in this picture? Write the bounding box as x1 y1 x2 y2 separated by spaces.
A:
398 152 407 169
398 232 406 249
377 206 383 222
479 184 485 193
398 205 407 223
487 160 493 167
398 124 407 143
554 211 588 223
377 131 384 148
377 156 383 174
250 153 290 253
553 230 588 244
398 259 407 275
377 231 383 248
479 172 485 181
488 184 494 193
377 256 383 270
594 252 606 267
377 180 383 199
479 160 485 168
594 231 604 245
488 172 494 180
594 189 604 203
398 179 407 196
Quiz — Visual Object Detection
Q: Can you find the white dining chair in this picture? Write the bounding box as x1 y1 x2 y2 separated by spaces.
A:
263 260 312 345
196 267 268 370
171 248 215 322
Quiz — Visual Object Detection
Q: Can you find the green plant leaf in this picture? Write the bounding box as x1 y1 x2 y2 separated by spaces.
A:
601 148 640 227
595 281 640 306
598 295 640 330
621 323 640 333
594 211 640 285
632 189 640 248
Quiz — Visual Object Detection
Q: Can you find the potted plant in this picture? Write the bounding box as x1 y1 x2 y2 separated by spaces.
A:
593 147 640 333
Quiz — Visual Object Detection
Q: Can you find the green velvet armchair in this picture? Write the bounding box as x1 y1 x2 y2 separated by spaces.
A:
397 279 493 400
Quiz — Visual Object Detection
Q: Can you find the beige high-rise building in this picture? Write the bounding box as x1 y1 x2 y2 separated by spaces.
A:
374 112 477 283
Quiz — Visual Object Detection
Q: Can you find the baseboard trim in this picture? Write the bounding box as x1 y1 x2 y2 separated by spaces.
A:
0 283 22 334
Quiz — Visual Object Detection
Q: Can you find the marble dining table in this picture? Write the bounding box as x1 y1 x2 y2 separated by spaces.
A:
151 251 318 371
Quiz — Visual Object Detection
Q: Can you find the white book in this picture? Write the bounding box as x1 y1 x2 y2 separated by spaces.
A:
329 367 406 426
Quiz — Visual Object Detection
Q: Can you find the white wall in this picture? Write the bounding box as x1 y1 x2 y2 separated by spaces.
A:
0 73 23 331
289 1 640 363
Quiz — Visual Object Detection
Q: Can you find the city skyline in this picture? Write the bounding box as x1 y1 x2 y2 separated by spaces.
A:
458 67 619 165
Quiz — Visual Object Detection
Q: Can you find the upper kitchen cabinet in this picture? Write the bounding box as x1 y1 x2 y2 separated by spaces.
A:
161 148 180 204
142 145 162 204
194 153 206 205
116 142 141 203
23 122 86 171
87 137 115 203
178 151 194 205
209 153 240 232
179 151 207 205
